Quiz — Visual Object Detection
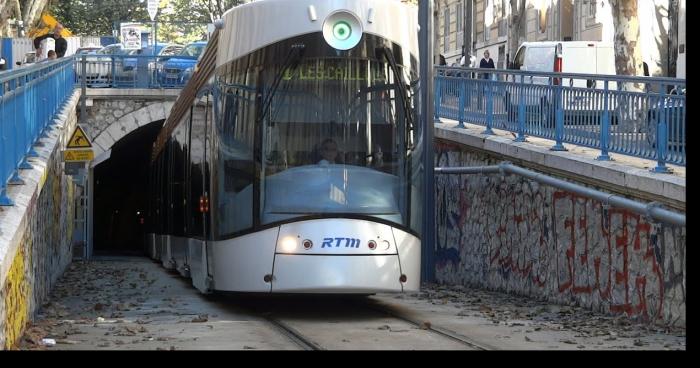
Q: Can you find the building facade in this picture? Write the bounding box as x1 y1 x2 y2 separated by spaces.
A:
436 0 681 77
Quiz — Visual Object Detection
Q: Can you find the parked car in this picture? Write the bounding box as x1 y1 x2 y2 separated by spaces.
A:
74 46 102 55
505 41 617 126
157 41 207 87
123 43 183 77
75 43 129 86
14 51 38 68
646 87 686 153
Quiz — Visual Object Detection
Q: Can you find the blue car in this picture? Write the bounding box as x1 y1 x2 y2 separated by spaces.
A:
157 41 207 87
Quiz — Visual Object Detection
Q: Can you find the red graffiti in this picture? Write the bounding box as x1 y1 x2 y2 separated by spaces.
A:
553 192 664 321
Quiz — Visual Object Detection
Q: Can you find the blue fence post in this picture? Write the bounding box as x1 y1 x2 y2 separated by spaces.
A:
8 84 25 185
0 84 11 205
514 75 527 142
111 55 116 87
652 83 671 173
597 80 612 161
434 73 442 123
551 78 566 151
457 78 466 128
483 77 494 135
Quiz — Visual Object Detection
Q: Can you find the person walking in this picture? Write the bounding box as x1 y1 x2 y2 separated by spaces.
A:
34 24 68 58
478 50 496 109
479 50 495 80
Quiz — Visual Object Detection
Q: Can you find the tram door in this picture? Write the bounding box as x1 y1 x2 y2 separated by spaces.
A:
187 95 212 292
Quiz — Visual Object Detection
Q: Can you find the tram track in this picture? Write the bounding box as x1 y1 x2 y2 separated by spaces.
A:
262 313 326 351
358 298 495 351
239 295 495 350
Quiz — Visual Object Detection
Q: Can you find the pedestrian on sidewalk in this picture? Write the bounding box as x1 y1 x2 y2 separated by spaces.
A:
34 24 68 58
479 50 495 79
478 50 496 110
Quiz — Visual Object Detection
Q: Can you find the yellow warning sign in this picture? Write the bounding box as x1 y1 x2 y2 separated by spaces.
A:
67 125 92 148
64 149 94 162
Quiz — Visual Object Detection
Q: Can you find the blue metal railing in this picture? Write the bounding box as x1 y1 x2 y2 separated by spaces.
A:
1 57 75 205
435 67 686 170
73 54 198 89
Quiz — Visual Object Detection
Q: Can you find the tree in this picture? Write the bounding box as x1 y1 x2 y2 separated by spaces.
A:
609 0 644 77
507 0 526 66
156 0 246 44
49 0 149 35
0 0 49 37
609 0 645 133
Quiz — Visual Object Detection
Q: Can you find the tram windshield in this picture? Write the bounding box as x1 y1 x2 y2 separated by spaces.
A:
215 34 421 237
261 57 413 224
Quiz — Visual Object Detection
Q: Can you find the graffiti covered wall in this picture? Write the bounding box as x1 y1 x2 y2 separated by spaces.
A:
435 140 686 326
0 92 79 349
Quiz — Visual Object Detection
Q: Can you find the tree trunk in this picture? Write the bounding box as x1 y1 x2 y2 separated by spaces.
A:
610 0 643 76
22 0 48 30
434 0 441 65
507 0 526 66
0 0 22 37
610 0 645 133
668 0 678 78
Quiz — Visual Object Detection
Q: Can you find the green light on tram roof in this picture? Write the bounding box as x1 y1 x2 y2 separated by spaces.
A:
333 21 352 41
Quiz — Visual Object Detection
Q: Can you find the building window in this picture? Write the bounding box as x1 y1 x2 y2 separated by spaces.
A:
589 0 597 17
444 7 450 52
456 2 463 32
484 0 492 42
456 2 464 52
538 8 548 33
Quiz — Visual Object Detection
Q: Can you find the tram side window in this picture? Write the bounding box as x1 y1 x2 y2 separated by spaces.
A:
189 105 206 238
216 84 256 237
169 120 189 237
162 142 172 234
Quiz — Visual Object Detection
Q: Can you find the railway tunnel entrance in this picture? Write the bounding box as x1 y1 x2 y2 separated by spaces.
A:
92 120 163 256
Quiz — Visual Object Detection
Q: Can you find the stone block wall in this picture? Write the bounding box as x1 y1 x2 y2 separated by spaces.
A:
0 92 80 348
434 140 686 326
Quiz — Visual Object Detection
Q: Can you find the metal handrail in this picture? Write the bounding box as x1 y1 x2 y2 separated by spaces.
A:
434 66 686 170
435 162 685 227
1 57 76 206
436 66 687 85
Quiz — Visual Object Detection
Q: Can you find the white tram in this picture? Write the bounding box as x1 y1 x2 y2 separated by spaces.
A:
147 0 423 294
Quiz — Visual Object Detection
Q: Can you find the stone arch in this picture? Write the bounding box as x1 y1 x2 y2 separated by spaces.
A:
91 101 174 156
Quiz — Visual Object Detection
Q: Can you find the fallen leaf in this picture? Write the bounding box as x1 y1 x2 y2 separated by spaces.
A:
191 315 208 323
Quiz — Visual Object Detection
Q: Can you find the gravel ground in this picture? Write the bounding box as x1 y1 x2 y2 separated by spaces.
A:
14 260 686 350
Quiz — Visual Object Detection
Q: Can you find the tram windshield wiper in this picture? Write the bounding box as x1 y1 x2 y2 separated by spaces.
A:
258 43 306 124
377 47 415 148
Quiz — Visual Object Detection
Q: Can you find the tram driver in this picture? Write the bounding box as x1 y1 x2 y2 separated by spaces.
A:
318 138 341 165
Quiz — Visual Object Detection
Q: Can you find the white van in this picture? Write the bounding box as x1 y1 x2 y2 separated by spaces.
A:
506 41 617 124
511 41 615 79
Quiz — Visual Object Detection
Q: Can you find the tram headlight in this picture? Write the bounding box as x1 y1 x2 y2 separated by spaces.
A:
280 236 298 253
323 11 363 50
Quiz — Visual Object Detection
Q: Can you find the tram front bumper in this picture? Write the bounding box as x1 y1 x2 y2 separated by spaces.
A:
270 254 406 293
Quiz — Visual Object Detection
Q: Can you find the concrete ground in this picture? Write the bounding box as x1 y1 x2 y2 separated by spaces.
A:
373 286 686 350
18 257 298 350
16 257 685 350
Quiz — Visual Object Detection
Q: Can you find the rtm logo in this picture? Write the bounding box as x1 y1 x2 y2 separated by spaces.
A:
321 237 360 248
